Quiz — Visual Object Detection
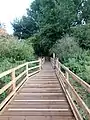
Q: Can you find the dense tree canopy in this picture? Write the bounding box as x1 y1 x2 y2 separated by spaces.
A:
12 0 90 56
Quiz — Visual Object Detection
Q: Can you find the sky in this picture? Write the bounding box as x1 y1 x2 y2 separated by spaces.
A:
0 0 33 34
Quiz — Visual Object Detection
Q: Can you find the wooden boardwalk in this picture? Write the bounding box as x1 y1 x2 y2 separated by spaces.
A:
0 62 75 120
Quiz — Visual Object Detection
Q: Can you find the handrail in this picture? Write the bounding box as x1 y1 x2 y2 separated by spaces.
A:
55 61 90 94
51 56 90 120
0 58 45 110
59 62 90 93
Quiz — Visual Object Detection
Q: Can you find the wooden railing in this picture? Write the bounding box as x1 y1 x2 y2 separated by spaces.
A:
0 57 45 110
51 57 90 120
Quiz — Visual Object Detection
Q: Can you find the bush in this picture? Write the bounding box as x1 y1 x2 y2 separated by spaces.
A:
50 36 90 84
71 24 90 49
0 36 35 62
50 36 82 63
0 36 35 84
0 35 35 103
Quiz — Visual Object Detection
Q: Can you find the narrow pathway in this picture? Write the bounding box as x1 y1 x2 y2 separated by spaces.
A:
0 62 75 120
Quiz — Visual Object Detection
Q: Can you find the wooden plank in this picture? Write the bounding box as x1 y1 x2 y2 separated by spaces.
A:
0 76 27 110
0 62 75 120
0 81 12 94
0 89 16 110
8 108 69 111
66 80 90 119
15 70 26 81
18 93 63 96
14 63 27 71
23 85 60 88
28 60 39 64
26 63 28 79
28 70 40 77
31 76 56 78
66 90 83 120
26 81 58 84
58 67 90 120
28 65 40 71
19 88 62 93
7 104 69 109
14 96 66 100
11 70 16 91
26 116 75 120
28 79 57 81
14 100 65 102
20 87 61 91
10 101 68 105
0 116 75 120
3 112 73 116
57 72 82 120
2 111 73 116
59 62 90 93
0 60 40 79
0 69 12 78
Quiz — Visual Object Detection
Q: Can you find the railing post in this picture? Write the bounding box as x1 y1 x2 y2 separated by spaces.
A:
53 53 55 59
26 62 28 79
65 72 74 99
56 58 59 69
55 58 59 76
65 71 70 91
39 58 42 71
65 71 69 81
42 57 45 65
58 62 61 72
11 69 16 91
53 53 56 69
43 57 45 64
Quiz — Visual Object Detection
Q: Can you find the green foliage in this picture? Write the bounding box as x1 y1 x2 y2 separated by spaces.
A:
71 24 90 49
73 0 90 24
0 35 35 103
51 36 82 62
51 36 90 84
12 0 90 56
0 36 35 63
12 0 77 55
12 16 38 39
0 35 35 82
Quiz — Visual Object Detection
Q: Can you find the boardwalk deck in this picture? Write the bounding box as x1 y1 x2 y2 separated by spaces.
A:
0 62 76 120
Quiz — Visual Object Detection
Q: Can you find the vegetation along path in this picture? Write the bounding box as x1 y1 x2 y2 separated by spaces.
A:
0 62 76 120
0 57 90 120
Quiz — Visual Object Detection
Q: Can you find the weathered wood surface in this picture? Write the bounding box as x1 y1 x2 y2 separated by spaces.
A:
0 62 75 120
51 57 90 120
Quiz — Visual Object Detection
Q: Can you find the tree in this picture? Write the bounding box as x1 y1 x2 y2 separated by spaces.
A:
26 0 77 55
12 16 38 39
12 0 90 56
73 0 90 24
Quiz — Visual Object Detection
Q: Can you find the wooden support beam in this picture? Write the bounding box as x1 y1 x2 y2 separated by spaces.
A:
26 63 28 79
11 69 16 91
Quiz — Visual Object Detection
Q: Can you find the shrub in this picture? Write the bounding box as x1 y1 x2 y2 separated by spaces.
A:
0 36 35 62
50 36 82 63
50 36 90 84
0 36 35 85
71 24 90 49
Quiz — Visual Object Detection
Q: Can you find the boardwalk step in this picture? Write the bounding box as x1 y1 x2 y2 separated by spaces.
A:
1 62 75 120
8 108 69 111
0 116 76 120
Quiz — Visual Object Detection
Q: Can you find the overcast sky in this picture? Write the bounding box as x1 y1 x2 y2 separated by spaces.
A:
0 0 33 34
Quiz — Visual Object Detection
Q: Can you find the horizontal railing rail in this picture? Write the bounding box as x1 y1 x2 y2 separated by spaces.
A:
0 57 45 110
51 56 90 120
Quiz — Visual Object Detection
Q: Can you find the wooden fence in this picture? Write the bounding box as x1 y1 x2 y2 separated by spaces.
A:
0 57 45 110
51 57 90 120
